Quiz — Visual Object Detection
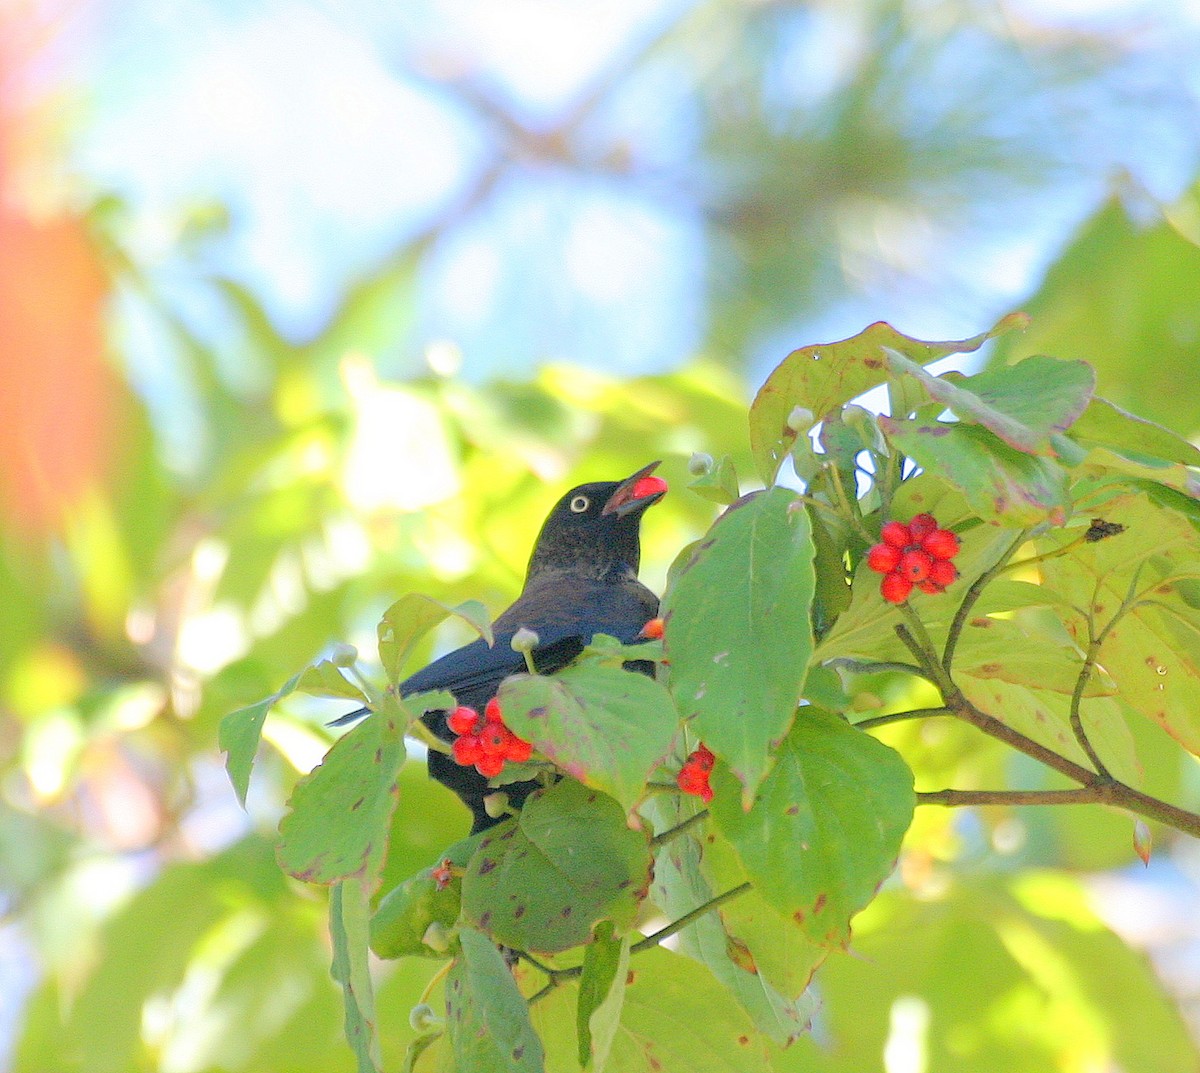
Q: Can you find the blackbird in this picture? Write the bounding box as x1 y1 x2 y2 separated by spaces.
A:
333 461 667 832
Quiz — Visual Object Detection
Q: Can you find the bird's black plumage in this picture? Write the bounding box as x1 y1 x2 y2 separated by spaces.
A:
334 462 666 831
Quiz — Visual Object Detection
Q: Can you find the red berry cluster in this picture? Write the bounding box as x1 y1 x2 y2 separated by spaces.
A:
676 743 715 803
867 513 960 604
448 698 533 778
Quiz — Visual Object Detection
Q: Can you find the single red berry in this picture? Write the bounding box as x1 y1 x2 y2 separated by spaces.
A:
480 725 509 757
447 706 479 735
505 735 533 762
898 549 933 582
880 571 913 604
484 697 503 723
639 617 665 640
690 744 715 772
476 754 505 778
908 513 938 540
867 543 902 574
928 557 958 588
921 528 960 560
452 735 483 766
880 520 912 548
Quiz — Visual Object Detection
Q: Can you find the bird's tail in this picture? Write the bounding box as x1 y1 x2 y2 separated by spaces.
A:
328 705 371 728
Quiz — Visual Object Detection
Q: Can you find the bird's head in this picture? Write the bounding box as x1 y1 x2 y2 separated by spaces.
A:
526 461 667 581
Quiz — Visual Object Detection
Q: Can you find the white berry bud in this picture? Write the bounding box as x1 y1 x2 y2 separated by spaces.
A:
330 643 358 668
688 452 714 476
510 627 539 654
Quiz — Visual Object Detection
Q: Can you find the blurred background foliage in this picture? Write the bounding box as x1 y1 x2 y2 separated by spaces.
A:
2 0 1200 1070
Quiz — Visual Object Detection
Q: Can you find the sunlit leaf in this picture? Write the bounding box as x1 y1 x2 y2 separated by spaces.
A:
219 670 303 807
750 314 1028 483
330 879 382 1073
709 707 914 948
378 594 493 687
885 352 1095 456
577 921 630 1072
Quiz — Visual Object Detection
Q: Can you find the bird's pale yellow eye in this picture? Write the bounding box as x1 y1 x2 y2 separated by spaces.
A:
570 495 590 513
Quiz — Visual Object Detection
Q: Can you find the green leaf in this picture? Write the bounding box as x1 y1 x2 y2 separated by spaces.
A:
749 314 1028 483
378 594 493 686
662 487 816 804
606 947 775 1072
498 662 679 815
297 660 369 702
884 352 1095 456
219 670 302 807
447 927 545 1073
461 779 652 954
990 196 1200 438
330 880 382 1073
709 707 914 947
577 922 630 1072
880 418 1072 525
277 710 407 890
1070 395 1200 468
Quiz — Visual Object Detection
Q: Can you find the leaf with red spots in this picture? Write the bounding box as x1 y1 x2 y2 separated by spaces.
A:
461 778 652 954
446 927 545 1073
498 659 678 816
277 707 407 891
880 419 1072 526
709 707 913 948
884 351 1095 456
662 487 816 806
749 314 1028 483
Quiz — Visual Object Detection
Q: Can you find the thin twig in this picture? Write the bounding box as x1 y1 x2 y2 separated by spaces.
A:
943 529 1029 673
629 883 753 956
650 809 710 848
853 707 952 732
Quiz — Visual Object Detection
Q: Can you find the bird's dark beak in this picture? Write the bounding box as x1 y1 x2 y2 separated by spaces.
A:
603 461 668 517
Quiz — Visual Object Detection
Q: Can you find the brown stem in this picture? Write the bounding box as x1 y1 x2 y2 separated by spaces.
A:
918 788 1104 807
894 622 1200 839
